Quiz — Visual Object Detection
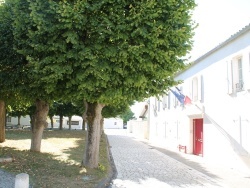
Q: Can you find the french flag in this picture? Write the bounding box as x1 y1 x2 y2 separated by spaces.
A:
170 87 192 106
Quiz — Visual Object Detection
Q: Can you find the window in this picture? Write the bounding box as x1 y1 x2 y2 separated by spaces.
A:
7 116 11 122
168 92 171 109
67 121 79 125
232 57 244 92
191 76 203 102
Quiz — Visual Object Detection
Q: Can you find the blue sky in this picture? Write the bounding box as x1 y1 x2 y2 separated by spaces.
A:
190 0 250 60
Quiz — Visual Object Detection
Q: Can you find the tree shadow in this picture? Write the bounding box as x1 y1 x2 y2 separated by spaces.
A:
150 145 219 179
1 130 110 188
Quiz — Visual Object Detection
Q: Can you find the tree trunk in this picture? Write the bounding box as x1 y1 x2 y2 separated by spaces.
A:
0 100 5 143
59 115 63 130
82 102 104 168
49 115 54 129
30 99 49 152
17 115 21 126
82 119 86 131
29 115 34 131
68 116 72 130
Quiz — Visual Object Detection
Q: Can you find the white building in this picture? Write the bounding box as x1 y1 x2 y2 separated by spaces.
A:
130 23 250 170
104 118 123 129
49 115 83 130
6 116 30 127
6 115 83 130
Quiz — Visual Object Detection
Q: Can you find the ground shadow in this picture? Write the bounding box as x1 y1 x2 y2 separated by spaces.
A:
107 134 223 188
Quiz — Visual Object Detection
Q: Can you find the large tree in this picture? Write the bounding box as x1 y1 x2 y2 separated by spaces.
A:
0 1 29 142
11 0 196 168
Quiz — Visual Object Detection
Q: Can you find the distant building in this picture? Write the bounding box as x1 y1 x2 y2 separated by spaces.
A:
6 115 83 130
48 115 83 130
104 118 123 129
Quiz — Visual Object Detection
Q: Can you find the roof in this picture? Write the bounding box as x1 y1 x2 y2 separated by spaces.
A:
177 23 250 76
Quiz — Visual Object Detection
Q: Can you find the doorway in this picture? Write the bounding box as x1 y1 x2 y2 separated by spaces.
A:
193 118 203 156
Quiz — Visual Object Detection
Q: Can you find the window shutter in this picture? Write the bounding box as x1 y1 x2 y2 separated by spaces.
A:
162 94 168 110
227 61 233 94
245 53 250 90
192 77 198 102
198 75 202 101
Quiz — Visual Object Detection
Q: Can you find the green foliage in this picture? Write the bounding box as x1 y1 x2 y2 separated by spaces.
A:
0 0 28 102
119 108 135 124
10 0 196 106
55 102 79 118
102 102 129 118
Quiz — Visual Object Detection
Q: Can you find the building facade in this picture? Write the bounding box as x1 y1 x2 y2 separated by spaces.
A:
130 24 250 170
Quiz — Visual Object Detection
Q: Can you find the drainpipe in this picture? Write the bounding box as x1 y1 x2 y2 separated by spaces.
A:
239 116 242 146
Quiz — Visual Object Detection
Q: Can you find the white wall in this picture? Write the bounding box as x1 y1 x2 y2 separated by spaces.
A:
6 116 31 126
7 115 83 130
48 115 83 130
104 118 123 129
129 26 250 170
127 120 148 139
161 27 250 169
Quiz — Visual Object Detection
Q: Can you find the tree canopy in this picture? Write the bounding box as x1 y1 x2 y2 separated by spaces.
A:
1 0 196 167
12 0 195 105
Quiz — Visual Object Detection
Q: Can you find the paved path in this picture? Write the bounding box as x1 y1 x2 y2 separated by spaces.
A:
0 169 15 188
105 129 224 188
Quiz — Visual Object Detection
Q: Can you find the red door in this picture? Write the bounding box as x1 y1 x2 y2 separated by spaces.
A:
193 119 203 156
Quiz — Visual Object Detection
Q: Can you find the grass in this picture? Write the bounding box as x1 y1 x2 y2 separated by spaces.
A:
0 129 110 188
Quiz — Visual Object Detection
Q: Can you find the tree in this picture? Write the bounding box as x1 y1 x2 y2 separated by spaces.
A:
119 108 135 125
54 102 79 130
101 103 134 134
11 0 65 151
0 0 29 142
11 0 196 168
62 102 79 130
74 100 86 131
0 100 5 143
54 102 64 130
48 102 57 129
8 103 31 127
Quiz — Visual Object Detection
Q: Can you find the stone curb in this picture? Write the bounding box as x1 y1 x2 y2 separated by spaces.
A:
96 134 117 188
0 156 13 163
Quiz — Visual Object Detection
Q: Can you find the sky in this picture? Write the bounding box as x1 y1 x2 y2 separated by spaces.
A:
190 0 250 60
131 0 250 117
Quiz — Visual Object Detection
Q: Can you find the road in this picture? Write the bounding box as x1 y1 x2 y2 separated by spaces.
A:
105 129 226 188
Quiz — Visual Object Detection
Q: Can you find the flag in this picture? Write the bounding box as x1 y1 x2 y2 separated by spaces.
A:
170 89 185 105
171 87 192 106
184 95 192 105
